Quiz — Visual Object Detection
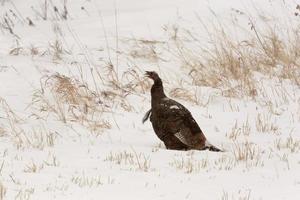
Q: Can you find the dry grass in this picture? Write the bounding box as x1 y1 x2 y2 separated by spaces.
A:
255 113 279 134
169 87 201 105
31 73 111 135
0 127 5 137
119 38 167 64
0 97 56 149
232 141 264 168
17 127 56 150
71 172 114 188
30 0 69 21
0 97 22 124
29 60 152 133
213 155 237 171
104 149 151 172
119 10 300 109
43 153 59 167
0 14 20 38
23 160 44 173
226 119 251 141
170 152 238 173
48 40 66 61
221 189 252 200
163 22 258 99
127 39 161 62
8 123 56 150
0 181 6 200
274 135 300 153
15 188 34 200
170 151 209 173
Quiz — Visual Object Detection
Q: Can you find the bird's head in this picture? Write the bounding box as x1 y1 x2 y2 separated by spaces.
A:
145 71 160 81
145 71 166 99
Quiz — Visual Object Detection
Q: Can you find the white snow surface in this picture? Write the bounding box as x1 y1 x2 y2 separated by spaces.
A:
0 0 300 199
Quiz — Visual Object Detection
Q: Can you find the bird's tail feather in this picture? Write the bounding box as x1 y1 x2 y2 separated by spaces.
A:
204 141 223 152
206 145 223 152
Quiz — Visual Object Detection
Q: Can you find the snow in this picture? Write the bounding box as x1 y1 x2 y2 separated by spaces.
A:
0 0 300 199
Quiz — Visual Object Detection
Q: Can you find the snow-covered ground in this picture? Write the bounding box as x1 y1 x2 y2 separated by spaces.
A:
1 0 300 199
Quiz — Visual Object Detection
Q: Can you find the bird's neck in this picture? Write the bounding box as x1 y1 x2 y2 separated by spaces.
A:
151 78 166 107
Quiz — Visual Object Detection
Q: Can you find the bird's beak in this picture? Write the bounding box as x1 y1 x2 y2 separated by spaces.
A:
144 71 151 78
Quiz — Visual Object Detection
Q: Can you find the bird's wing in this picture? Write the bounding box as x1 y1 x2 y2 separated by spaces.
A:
173 125 205 148
158 100 206 148
142 109 152 123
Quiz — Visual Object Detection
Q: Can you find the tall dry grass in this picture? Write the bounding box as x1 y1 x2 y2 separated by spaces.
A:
156 6 300 100
31 73 111 134
30 65 151 134
0 181 5 200
111 4 300 111
0 97 57 149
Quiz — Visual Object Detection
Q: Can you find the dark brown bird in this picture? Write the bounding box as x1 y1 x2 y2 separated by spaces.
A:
143 71 222 152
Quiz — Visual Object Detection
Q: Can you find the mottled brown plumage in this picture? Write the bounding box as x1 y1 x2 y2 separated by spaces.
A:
143 71 222 151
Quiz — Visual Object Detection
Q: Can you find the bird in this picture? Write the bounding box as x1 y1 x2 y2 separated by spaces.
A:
143 71 222 152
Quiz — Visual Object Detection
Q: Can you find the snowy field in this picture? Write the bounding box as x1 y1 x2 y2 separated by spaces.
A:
1 0 300 199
